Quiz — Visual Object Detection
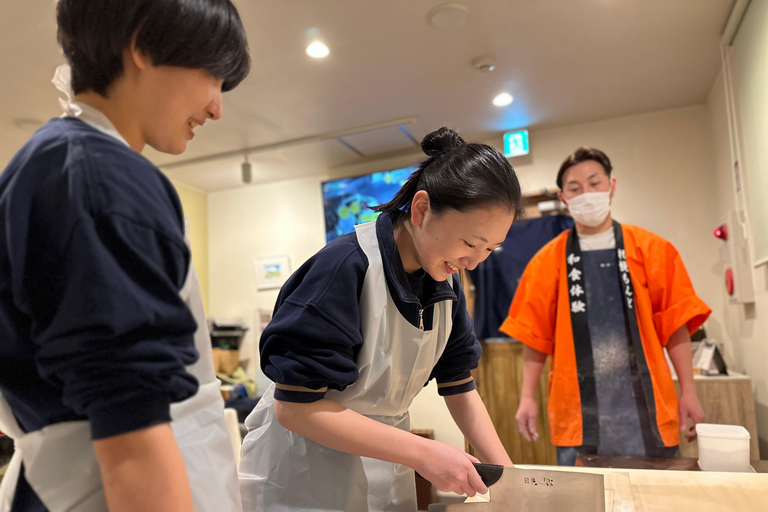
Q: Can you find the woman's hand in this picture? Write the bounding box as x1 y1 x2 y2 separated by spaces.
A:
412 440 487 497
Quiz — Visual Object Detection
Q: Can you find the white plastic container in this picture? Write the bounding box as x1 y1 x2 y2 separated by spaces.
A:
696 423 751 472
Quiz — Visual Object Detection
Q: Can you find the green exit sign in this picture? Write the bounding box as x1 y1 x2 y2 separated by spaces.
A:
503 130 529 158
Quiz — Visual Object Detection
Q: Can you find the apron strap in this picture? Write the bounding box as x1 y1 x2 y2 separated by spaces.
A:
615 224 664 449
0 393 23 512
564 229 600 447
565 221 663 449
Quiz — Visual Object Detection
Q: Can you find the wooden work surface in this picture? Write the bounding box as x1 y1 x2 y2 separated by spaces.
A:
516 465 768 512
471 338 761 465
576 453 768 473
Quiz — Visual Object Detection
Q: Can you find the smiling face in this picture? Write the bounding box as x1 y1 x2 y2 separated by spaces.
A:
119 42 225 155
136 65 224 155
400 191 515 281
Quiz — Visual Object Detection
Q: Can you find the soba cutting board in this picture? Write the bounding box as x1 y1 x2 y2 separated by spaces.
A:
628 470 768 511
516 465 768 512
428 470 635 512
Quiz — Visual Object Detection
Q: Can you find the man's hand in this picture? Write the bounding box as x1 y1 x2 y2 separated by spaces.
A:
515 396 539 442
678 390 705 442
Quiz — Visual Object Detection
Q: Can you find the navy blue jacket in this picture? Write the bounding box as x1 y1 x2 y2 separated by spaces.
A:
260 213 481 403
0 118 200 510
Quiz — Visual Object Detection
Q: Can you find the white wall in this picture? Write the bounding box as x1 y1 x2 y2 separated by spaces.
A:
208 176 327 390
731 0 768 267
707 64 768 456
208 103 727 455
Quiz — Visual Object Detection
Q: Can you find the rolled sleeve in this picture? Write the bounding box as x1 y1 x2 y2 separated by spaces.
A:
89 393 172 440
28 214 199 439
261 302 361 404
646 237 712 345
437 371 476 396
260 238 367 403
274 383 329 403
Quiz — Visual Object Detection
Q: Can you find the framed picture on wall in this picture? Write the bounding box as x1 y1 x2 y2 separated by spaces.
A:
253 255 291 290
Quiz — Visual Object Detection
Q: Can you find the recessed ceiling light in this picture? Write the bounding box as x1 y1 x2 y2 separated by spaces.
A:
493 92 513 107
472 55 496 73
427 4 470 29
306 41 330 59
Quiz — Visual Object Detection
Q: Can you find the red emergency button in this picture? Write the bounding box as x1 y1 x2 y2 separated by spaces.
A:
714 224 728 241
725 268 735 295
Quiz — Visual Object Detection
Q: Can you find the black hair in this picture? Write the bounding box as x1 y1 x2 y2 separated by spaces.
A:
556 147 613 189
373 127 523 223
56 0 251 96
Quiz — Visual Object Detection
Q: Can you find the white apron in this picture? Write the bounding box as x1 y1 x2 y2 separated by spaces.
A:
239 220 454 512
0 68 241 512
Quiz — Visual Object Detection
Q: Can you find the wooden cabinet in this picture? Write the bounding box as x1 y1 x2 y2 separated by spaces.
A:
411 429 437 509
471 340 557 465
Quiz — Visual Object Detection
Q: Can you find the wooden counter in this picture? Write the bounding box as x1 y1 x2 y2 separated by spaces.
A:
516 465 768 512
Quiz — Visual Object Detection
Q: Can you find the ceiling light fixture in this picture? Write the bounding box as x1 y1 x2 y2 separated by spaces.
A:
241 155 252 184
493 92 513 107
427 3 470 29
471 55 496 73
306 41 330 59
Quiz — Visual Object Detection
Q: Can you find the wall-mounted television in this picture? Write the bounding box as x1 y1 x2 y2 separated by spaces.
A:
322 165 417 244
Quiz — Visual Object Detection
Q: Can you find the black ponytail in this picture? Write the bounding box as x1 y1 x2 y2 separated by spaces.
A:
373 127 523 222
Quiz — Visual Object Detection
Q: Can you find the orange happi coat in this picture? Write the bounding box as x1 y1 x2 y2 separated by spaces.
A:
500 224 711 447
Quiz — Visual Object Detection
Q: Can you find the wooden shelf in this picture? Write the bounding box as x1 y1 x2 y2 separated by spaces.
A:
521 188 565 217
521 188 559 206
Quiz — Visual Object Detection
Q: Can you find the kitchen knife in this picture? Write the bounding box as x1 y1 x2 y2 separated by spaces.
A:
472 463 504 488
430 466 605 511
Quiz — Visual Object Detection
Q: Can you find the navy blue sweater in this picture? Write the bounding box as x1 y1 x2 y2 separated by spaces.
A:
261 213 480 403
0 118 200 511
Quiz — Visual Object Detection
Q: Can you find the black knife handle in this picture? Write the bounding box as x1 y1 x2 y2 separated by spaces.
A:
472 463 504 488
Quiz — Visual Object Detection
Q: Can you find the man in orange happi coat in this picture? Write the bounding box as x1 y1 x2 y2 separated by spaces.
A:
501 147 711 466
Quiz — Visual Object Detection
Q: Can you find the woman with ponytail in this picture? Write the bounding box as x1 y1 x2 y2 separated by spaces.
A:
239 127 522 512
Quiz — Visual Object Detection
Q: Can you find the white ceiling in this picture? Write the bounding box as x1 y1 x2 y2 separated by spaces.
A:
0 0 735 192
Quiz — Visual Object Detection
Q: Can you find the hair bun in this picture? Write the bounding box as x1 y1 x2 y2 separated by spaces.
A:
421 127 466 157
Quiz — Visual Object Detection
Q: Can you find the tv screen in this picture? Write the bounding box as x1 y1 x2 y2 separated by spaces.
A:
322 166 417 244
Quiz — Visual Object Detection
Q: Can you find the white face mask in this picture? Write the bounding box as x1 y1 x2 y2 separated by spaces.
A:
563 191 611 227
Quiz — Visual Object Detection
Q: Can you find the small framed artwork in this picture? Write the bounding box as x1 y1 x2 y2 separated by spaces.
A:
253 255 291 290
